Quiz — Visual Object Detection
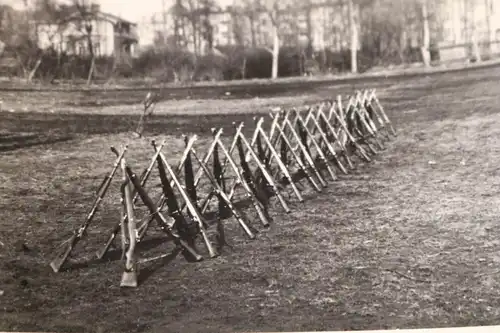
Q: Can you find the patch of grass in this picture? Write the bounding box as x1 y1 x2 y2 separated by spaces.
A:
2 65 500 332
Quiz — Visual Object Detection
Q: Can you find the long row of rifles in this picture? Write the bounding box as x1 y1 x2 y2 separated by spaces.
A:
50 88 396 288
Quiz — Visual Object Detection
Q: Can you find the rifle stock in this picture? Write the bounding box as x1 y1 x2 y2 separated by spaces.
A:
190 147 256 240
155 144 218 258
96 141 166 260
213 137 231 219
237 131 291 213
111 147 203 263
213 136 271 228
183 136 199 211
51 145 127 273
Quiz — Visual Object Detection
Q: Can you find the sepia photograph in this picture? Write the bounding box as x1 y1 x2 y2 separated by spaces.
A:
1 0 500 332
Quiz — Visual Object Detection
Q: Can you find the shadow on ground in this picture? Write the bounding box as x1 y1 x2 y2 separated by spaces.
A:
0 132 74 152
3 65 500 332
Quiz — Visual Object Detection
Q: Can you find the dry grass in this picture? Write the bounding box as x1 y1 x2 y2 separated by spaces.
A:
2 66 500 332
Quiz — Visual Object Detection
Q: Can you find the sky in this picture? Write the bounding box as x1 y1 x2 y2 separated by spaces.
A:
97 0 235 23
98 0 166 23
0 0 234 22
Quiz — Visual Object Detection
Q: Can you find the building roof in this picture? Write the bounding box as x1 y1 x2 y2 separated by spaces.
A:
34 5 137 26
95 11 137 26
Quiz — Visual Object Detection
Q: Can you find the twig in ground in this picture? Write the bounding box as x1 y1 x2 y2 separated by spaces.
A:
135 91 160 138
384 268 433 283
474 269 500 279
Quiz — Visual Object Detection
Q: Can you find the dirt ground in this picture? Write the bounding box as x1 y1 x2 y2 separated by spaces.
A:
2 66 500 332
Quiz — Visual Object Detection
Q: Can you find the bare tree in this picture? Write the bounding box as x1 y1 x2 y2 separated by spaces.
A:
246 7 258 47
303 0 314 60
270 13 279 78
71 0 98 85
359 0 415 66
347 0 358 73
243 0 285 79
484 0 494 54
460 0 481 62
419 0 431 66
169 0 219 56
184 0 201 55
0 0 69 82
469 0 481 62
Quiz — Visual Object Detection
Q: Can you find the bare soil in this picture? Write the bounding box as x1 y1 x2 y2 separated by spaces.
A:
1 66 500 332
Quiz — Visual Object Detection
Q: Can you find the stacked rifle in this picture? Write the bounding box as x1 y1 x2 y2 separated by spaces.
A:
50 88 396 288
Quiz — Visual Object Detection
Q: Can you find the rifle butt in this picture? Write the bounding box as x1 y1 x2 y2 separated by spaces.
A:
254 203 271 227
199 230 219 258
95 224 120 259
177 239 204 262
50 238 75 273
120 269 138 288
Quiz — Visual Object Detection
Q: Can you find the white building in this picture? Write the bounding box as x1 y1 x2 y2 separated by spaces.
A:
36 4 139 59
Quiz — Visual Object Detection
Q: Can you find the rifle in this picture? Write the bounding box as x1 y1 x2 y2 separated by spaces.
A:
236 134 268 207
154 141 218 258
50 146 127 273
136 136 197 241
211 132 271 228
297 118 311 166
97 141 166 260
213 135 231 219
255 122 304 203
270 113 322 193
154 142 197 245
285 115 326 188
295 113 338 181
236 130 291 213
280 132 289 168
346 98 378 155
119 155 138 288
112 147 203 263
119 173 128 260
190 146 256 239
253 125 275 200
307 112 347 176
180 128 224 214
353 91 383 150
183 136 199 212
370 89 396 136
332 97 371 162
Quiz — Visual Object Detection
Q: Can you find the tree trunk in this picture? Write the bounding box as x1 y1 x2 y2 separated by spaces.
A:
105 55 118 85
471 29 482 62
306 7 313 59
420 0 431 67
85 23 95 85
250 15 256 47
348 0 358 73
191 20 198 55
399 29 407 63
86 56 95 86
241 56 247 79
399 1 408 64
27 57 42 82
468 0 481 62
484 0 493 55
271 23 279 79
